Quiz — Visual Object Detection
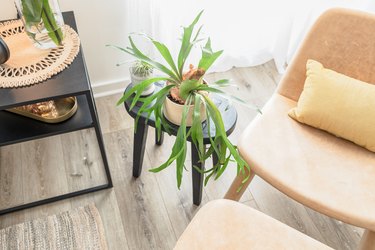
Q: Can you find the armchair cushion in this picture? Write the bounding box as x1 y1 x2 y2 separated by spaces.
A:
175 200 332 250
238 93 375 231
289 60 375 152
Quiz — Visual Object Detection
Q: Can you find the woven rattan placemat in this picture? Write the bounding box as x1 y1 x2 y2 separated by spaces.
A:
0 19 80 88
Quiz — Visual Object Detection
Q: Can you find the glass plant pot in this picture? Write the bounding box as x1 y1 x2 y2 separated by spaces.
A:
15 0 65 49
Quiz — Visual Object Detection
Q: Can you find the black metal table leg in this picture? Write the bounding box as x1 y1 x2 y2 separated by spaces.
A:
133 118 149 177
155 129 164 146
0 92 113 216
86 92 113 187
192 143 205 205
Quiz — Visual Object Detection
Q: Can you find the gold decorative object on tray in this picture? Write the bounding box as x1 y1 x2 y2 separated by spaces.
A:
7 97 78 123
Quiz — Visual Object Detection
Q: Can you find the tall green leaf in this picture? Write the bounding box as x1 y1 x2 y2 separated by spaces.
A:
198 38 223 71
116 77 171 106
21 0 43 23
41 0 63 45
190 94 204 160
108 40 180 83
136 33 181 80
21 0 63 46
150 96 192 188
177 10 204 77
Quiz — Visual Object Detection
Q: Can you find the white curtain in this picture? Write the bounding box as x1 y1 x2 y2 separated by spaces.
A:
126 0 375 73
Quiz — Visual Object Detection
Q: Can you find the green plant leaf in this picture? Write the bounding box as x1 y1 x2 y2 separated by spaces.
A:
107 42 180 83
215 154 230 180
21 0 43 23
41 0 63 46
175 96 192 188
177 10 204 77
150 96 193 189
202 94 251 185
116 77 170 106
193 25 204 42
136 33 181 80
190 94 204 160
214 79 231 85
203 109 221 161
197 85 262 113
133 84 175 135
179 79 202 101
198 38 223 71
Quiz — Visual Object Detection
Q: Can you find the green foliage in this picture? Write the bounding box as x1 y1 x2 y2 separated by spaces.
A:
179 79 201 101
131 60 154 77
21 0 43 23
112 11 259 189
20 0 63 46
198 38 223 71
40 0 63 45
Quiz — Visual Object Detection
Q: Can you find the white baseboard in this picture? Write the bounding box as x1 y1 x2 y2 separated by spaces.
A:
92 78 130 98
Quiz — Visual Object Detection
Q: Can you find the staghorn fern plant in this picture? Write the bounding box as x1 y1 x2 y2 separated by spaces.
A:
110 11 257 189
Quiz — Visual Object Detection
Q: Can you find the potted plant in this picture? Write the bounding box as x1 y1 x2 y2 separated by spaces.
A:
111 11 255 188
129 60 155 96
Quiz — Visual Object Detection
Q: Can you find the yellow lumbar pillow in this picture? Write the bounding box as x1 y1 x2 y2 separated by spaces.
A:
289 59 375 152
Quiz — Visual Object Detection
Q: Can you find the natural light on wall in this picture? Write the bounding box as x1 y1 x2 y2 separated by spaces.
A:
133 0 375 73
1 0 375 95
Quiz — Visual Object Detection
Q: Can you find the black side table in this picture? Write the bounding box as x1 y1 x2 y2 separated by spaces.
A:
0 12 112 215
124 82 237 205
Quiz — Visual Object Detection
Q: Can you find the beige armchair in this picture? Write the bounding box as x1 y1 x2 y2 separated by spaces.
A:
225 8 375 249
175 199 332 249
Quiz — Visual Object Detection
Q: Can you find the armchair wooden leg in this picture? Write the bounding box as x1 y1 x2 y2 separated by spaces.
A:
224 168 255 201
358 230 375 250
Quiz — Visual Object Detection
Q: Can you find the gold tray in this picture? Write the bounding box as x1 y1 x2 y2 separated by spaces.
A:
7 97 78 123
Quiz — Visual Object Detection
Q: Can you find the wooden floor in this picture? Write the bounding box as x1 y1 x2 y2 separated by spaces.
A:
0 61 362 249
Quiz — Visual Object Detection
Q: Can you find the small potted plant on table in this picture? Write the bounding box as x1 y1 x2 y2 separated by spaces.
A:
129 60 155 96
111 11 255 188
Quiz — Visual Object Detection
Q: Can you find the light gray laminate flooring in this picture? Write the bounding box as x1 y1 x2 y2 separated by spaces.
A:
0 61 361 249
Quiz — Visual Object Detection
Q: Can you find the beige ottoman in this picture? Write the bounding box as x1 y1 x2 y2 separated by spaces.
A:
175 199 332 250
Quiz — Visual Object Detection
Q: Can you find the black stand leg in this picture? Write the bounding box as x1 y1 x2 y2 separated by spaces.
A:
133 118 149 177
192 143 205 205
155 129 164 146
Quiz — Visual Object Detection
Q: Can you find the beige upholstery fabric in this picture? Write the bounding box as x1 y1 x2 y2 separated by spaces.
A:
227 8 375 248
175 200 332 250
278 8 375 101
238 94 375 231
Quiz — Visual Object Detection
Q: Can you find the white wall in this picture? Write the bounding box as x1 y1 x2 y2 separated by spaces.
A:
0 0 135 96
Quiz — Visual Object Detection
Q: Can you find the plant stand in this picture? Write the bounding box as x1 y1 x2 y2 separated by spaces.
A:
123 82 237 205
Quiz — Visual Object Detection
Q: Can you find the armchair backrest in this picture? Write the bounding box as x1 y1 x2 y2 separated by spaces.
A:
277 8 375 101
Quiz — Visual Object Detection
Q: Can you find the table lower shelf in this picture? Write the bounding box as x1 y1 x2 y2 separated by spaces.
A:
0 94 93 147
